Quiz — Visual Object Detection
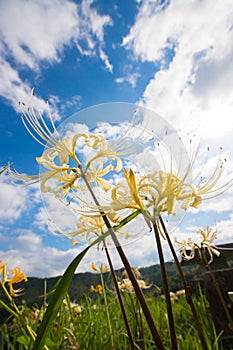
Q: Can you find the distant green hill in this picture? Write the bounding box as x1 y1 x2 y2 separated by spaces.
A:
5 249 233 325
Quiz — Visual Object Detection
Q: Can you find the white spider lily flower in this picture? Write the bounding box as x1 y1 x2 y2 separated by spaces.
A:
19 91 60 149
175 226 220 264
118 278 151 293
111 147 233 218
50 213 126 245
111 169 147 212
85 133 122 172
85 161 114 192
174 237 196 261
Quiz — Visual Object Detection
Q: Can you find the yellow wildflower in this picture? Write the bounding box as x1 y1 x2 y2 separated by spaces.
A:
175 289 186 297
8 267 28 297
91 262 109 273
90 284 103 293
0 260 7 281
91 262 98 271
96 284 103 293
90 285 95 292
52 213 126 246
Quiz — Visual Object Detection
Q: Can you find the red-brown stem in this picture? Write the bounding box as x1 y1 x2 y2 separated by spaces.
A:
82 172 165 350
103 244 136 349
159 216 209 350
153 220 178 350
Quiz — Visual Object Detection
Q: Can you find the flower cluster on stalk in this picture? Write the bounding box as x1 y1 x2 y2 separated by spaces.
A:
11 91 233 245
175 226 220 264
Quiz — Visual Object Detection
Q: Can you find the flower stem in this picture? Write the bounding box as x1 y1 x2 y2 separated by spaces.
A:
81 171 165 350
99 269 115 350
104 246 136 350
153 220 178 350
159 216 209 350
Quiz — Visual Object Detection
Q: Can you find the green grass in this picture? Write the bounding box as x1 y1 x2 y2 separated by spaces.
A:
0 289 228 350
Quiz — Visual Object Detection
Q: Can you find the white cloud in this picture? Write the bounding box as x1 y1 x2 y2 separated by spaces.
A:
99 47 113 72
0 231 78 277
0 0 112 112
123 0 233 141
216 213 233 243
0 0 78 69
0 174 30 223
0 228 166 277
115 72 140 88
0 58 33 110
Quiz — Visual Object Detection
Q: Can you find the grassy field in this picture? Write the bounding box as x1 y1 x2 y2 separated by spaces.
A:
0 285 229 350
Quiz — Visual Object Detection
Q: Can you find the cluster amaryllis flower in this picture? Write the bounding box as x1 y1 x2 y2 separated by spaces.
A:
175 226 220 264
11 91 233 245
109 154 232 221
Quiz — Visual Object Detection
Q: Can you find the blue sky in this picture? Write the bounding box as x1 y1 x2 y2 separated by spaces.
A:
1 0 233 278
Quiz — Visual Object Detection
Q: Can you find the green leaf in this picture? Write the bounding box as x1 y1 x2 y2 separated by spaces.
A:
17 334 30 345
32 231 110 350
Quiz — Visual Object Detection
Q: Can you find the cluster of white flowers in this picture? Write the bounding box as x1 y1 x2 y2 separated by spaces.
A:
12 92 233 256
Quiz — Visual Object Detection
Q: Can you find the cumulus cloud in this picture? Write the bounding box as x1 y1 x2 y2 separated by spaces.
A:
0 0 112 112
123 0 233 141
0 0 78 69
0 173 30 223
0 227 172 278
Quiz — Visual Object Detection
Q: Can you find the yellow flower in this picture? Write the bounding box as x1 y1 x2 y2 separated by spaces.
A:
123 169 147 211
91 262 109 273
96 284 103 293
111 169 147 212
122 267 141 279
175 237 196 261
86 161 113 192
90 284 103 293
197 226 220 263
175 289 186 297
90 285 96 292
91 262 98 271
85 134 122 173
139 170 181 215
0 260 8 281
8 267 28 297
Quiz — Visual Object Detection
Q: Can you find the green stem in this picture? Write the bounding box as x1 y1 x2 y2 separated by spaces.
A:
0 284 50 350
159 216 209 350
100 270 115 350
153 220 178 350
0 299 19 319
